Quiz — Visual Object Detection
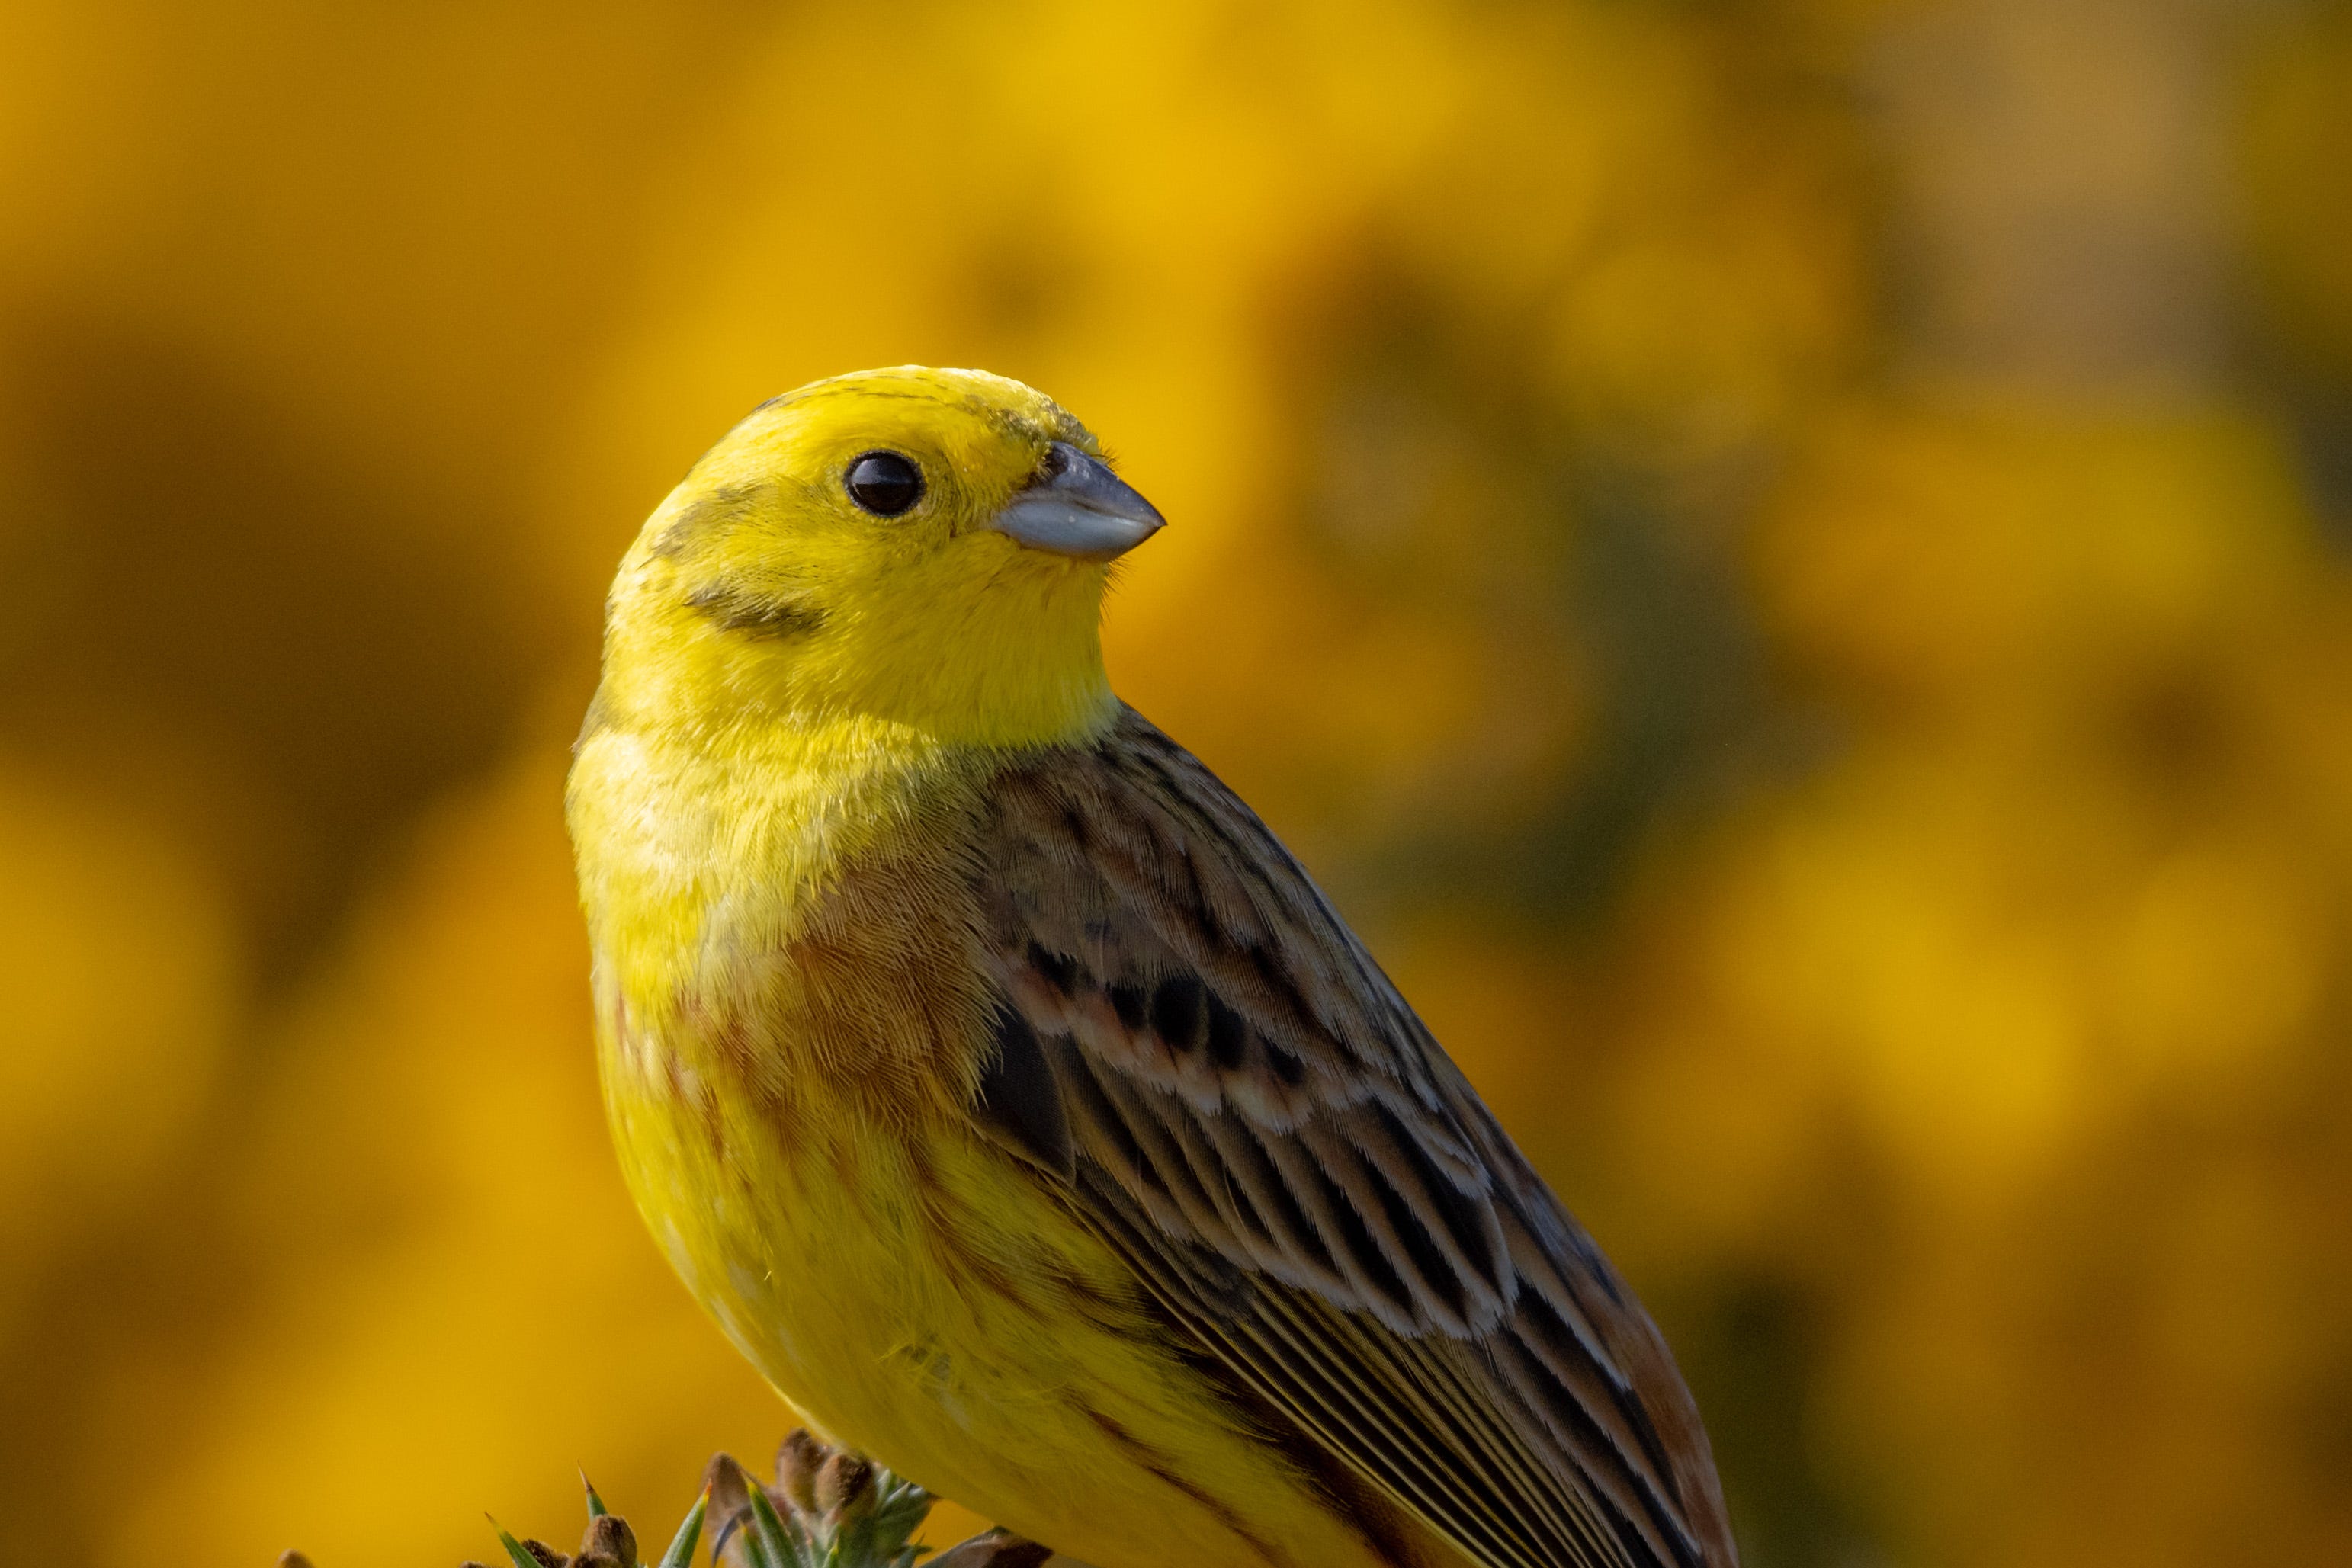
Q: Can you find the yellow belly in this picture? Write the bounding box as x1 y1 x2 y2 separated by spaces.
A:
600 1017 1426 1568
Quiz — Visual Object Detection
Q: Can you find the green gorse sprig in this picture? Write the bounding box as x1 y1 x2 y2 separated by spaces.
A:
267 1429 1049 1568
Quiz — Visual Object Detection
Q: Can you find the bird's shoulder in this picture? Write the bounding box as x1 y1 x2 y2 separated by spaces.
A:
976 704 1441 1101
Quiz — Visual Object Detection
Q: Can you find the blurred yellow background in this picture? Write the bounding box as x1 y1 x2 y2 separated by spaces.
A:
3 0 2349 1563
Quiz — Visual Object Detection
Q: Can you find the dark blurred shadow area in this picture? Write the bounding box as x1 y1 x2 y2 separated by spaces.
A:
1 309 528 972
2 2 2348 1565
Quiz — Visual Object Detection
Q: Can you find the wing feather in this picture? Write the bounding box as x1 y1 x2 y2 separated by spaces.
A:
971 707 1737 1568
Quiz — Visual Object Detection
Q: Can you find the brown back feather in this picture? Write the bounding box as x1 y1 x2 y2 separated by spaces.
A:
968 707 1739 1568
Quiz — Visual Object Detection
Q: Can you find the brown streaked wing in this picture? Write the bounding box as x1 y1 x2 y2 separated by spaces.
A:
968 707 1738 1568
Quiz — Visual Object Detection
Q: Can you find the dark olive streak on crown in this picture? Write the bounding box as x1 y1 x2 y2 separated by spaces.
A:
846 449 926 515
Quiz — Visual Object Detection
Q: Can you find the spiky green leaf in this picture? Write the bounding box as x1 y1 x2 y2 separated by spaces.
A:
658 1487 710 1568
743 1483 804 1568
486 1516 544 1568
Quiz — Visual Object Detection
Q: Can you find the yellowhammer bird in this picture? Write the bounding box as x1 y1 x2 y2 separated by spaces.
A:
567 367 1738 1568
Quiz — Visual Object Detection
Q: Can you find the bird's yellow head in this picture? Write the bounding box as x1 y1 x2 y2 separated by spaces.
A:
591 367 1162 750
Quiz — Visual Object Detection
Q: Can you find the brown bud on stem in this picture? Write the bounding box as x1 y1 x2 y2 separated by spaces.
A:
701 1452 755 1518
774 1429 828 1515
927 1531 1054 1568
814 1451 876 1524
579 1512 637 1566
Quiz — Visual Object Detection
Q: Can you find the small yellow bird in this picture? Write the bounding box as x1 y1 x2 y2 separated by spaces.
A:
567 367 1738 1568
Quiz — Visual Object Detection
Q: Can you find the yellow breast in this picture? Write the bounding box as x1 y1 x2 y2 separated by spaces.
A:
568 716 1433 1568
570 707 1000 1380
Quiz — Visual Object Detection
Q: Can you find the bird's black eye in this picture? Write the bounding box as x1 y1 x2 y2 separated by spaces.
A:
845 450 925 516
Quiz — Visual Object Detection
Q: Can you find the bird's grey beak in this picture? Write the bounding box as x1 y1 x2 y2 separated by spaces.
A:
989 441 1164 562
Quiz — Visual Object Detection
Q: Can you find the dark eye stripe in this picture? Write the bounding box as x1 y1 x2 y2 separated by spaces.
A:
844 449 924 515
